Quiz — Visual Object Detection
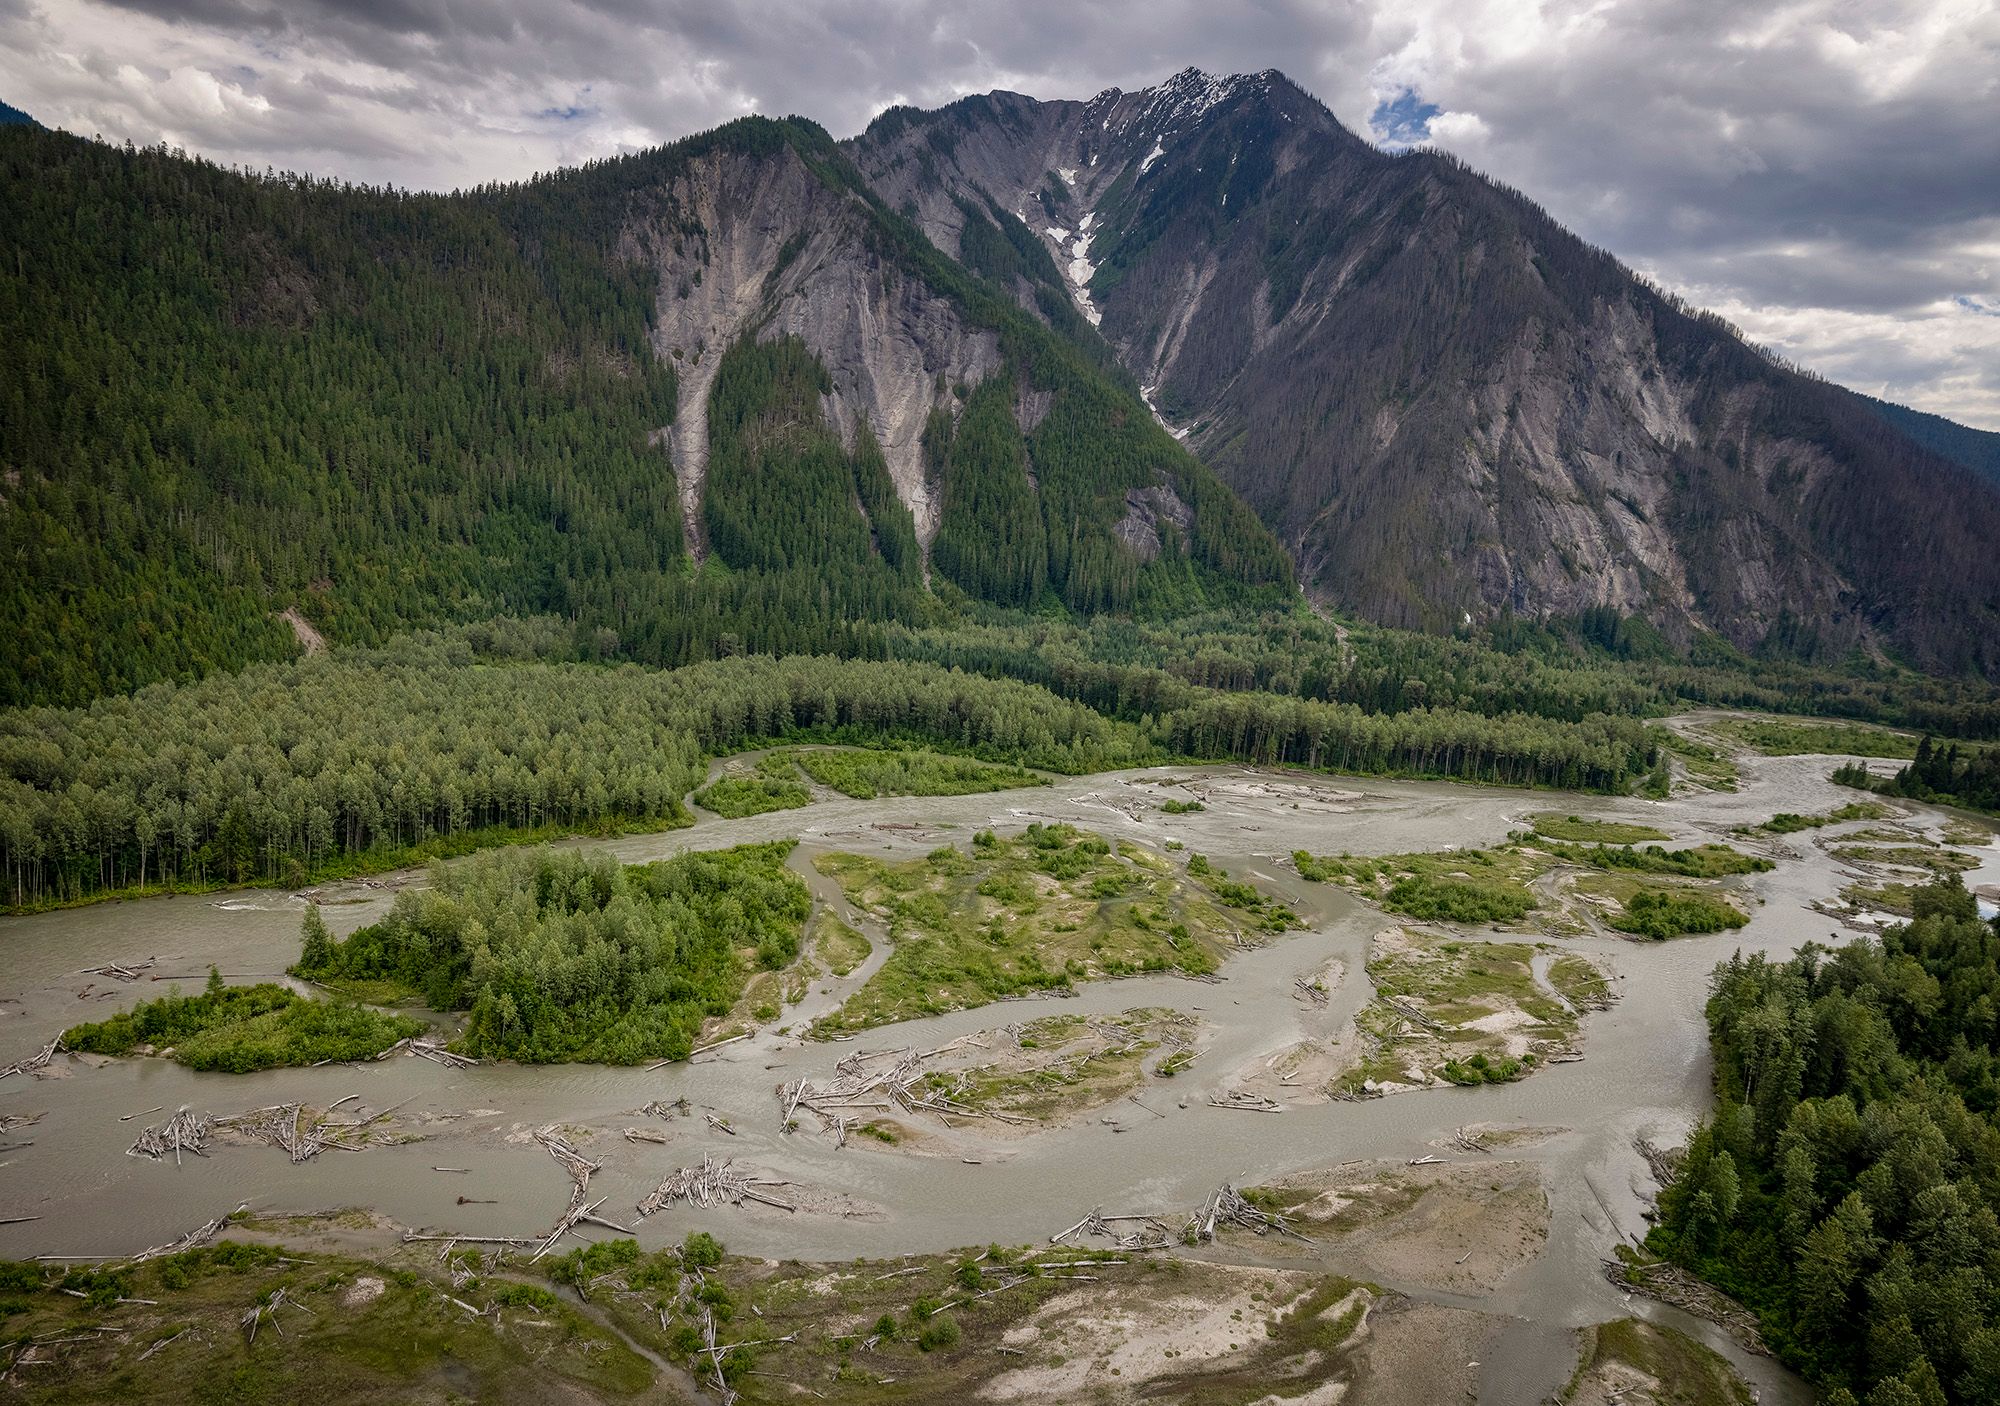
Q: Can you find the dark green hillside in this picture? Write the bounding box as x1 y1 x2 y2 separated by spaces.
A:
0 115 1290 708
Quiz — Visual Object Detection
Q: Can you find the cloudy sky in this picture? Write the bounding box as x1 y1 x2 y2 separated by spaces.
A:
6 0 1997 428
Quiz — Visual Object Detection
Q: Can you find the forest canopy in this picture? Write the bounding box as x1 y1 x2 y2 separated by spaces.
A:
293 843 810 1064
1649 877 2000 1405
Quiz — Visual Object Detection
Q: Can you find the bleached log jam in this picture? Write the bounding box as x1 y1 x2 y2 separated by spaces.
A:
637 1152 795 1216
79 959 155 981
132 1205 246 1262
528 1126 608 1262
373 1036 478 1069
774 1039 1028 1143
1183 1183 1313 1244
1050 1206 1172 1250
1206 1089 1282 1113
127 1107 212 1164
0 1035 64 1081
208 1096 409 1163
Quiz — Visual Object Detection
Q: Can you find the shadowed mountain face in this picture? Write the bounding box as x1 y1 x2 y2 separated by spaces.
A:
851 68 2000 674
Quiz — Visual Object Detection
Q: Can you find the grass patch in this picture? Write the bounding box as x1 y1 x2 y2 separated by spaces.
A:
1661 731 1739 791
945 1008 1193 1121
1831 844 1980 874
1335 929 1590 1093
1160 798 1205 814
1838 881 1919 917
1529 813 1669 844
1560 1318 1753 1406
1709 716 1921 759
1532 840 1772 878
1943 818 1995 846
1740 801 1893 834
812 913 873 976
63 973 423 1072
812 825 1268 1032
1296 848 1538 927
0 1241 654 1404
778 746 1046 800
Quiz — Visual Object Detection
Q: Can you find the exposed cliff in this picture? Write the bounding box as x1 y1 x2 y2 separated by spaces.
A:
852 69 2000 673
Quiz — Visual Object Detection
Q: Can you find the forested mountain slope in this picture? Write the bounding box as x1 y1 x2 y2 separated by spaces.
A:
0 116 1289 707
851 69 2000 675
1864 396 2000 490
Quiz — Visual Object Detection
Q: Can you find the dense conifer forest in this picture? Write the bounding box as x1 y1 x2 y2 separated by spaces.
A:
0 115 1292 708
1652 878 2000 1404
1835 738 2000 818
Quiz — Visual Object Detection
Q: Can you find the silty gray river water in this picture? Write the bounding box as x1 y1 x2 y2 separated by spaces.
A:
3 736 1995 1403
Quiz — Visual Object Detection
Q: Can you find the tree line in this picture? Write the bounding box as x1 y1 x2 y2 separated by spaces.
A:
0 627 1669 911
1835 737 2000 818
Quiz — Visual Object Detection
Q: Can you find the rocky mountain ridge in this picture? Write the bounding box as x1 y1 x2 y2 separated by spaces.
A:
851 68 2000 673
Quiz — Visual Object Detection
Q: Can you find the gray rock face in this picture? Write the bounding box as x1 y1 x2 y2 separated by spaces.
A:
850 69 2000 672
633 143 1004 555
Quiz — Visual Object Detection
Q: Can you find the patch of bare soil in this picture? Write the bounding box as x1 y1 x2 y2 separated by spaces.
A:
1247 1158 1552 1295
982 1263 1320 1402
1347 1298 1498 1406
1229 1036 1360 1106
277 606 327 653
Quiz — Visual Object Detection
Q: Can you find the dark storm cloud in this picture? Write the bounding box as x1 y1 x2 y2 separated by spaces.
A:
5 0 1996 425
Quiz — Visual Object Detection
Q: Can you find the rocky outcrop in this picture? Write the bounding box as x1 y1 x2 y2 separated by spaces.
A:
851 69 2000 673
632 143 1004 553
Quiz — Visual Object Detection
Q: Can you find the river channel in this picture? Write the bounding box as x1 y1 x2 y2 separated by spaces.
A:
4 738 1996 1403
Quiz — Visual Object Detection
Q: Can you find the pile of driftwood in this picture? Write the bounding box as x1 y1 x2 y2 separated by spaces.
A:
1050 1206 1173 1251
1207 1089 1282 1113
374 1037 477 1070
79 959 155 981
1634 1136 1683 1186
1450 1126 1493 1155
128 1097 410 1166
530 1126 629 1261
637 1152 794 1216
1293 976 1330 1008
1184 1184 1312 1245
133 1207 243 1263
128 1107 213 1164
213 1096 404 1164
0 1035 63 1081
0 1110 42 1155
1603 1256 1767 1353
775 1035 1028 1144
